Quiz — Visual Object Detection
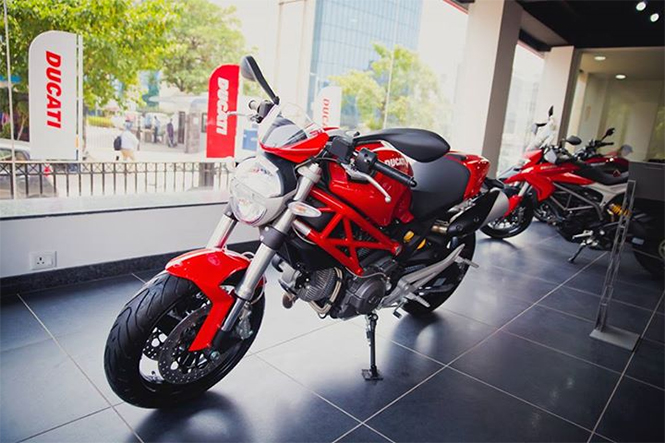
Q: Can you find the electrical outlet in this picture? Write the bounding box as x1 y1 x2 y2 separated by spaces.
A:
30 251 57 270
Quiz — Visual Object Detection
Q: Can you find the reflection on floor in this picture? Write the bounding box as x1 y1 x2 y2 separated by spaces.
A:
1 222 663 443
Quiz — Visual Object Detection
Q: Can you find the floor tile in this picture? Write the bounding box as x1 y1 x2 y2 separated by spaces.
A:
376 308 495 364
258 321 443 420
644 312 664 344
505 305 632 372
367 368 590 442
626 338 665 389
20 275 144 338
589 250 665 292
0 340 109 443
463 265 559 303
22 409 136 443
452 331 619 428
493 249 589 285
337 425 390 443
565 272 661 310
590 433 613 443
441 278 533 328
0 295 50 352
56 329 123 405
596 377 664 443
117 355 357 443
540 286 653 334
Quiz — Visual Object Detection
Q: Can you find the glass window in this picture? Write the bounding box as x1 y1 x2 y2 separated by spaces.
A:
497 44 545 173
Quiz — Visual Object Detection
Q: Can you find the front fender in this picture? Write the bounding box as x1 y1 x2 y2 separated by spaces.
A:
166 248 260 351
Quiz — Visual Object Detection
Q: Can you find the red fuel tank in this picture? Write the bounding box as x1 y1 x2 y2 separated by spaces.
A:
327 143 414 227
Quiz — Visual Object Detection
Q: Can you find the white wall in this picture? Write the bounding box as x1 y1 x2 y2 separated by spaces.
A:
575 75 663 160
452 0 522 176
0 204 258 278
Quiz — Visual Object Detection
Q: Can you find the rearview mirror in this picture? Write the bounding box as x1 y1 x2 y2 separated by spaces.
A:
239 55 279 104
604 127 615 138
566 136 582 146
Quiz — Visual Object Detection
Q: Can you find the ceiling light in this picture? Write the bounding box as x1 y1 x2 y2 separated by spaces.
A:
615 74 627 80
650 13 660 22
594 55 607 61
636 1 647 11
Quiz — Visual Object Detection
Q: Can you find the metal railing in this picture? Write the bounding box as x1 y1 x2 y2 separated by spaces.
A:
0 160 235 199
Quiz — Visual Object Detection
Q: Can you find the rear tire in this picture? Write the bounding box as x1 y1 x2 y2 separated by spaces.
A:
633 237 665 279
481 198 534 239
403 234 475 317
104 271 263 408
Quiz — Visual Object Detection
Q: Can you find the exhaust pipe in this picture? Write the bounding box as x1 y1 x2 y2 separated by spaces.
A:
436 189 509 237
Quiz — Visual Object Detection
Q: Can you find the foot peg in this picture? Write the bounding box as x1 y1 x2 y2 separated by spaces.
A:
362 313 383 381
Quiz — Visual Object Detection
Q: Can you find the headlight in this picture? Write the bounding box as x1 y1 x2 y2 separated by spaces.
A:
230 156 285 225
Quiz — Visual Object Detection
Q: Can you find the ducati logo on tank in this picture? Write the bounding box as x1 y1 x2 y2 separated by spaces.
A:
206 64 239 158
28 31 83 160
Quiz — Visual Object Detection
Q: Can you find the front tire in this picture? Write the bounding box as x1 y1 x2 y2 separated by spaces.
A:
481 198 534 239
104 272 263 408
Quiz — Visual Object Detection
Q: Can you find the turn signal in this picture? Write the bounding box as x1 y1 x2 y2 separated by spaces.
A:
288 202 322 218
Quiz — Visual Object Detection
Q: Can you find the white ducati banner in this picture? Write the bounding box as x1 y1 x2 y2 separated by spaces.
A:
313 86 342 128
28 31 82 160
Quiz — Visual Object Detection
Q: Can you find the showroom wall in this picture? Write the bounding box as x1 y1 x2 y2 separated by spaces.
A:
576 75 663 160
0 204 257 278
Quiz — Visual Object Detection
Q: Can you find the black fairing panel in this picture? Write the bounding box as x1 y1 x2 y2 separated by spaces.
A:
354 128 451 162
410 155 470 220
575 166 628 186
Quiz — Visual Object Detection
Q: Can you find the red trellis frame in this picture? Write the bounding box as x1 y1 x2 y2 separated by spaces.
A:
302 188 401 275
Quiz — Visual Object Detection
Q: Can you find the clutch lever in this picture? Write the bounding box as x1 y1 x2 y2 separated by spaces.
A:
341 163 392 203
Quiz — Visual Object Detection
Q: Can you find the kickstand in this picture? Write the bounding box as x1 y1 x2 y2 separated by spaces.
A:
568 242 588 263
362 313 383 381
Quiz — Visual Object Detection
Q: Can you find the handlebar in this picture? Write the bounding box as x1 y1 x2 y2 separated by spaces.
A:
373 161 418 187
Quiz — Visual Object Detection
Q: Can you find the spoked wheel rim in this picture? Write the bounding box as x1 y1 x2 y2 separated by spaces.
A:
487 204 529 234
137 286 255 389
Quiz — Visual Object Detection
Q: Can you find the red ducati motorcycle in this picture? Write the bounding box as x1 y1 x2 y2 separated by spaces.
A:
104 56 508 407
482 134 664 277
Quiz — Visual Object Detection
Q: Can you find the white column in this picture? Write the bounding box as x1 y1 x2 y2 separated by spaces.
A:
452 0 523 176
534 46 578 140
274 0 316 110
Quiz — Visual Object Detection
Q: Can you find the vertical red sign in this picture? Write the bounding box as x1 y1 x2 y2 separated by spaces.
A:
206 64 239 158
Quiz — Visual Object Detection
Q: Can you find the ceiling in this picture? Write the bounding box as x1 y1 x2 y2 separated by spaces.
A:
516 0 665 49
578 47 665 80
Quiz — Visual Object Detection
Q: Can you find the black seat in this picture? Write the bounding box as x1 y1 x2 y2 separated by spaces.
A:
575 166 628 186
354 128 450 163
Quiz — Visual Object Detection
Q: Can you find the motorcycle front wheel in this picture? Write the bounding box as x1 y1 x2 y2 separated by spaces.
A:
481 198 534 239
104 271 263 408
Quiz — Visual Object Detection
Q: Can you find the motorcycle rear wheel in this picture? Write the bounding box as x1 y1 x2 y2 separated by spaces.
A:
633 237 665 278
481 198 534 239
104 271 263 408
403 234 476 317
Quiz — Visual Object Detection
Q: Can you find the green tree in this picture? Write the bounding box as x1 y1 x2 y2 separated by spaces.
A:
5 0 179 107
331 43 450 133
162 0 245 94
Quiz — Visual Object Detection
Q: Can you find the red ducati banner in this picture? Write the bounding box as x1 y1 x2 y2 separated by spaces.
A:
206 64 239 158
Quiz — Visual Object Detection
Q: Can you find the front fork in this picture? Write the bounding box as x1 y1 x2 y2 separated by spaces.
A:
212 163 323 333
505 182 531 216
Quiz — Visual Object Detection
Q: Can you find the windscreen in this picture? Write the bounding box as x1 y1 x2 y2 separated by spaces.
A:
258 104 322 149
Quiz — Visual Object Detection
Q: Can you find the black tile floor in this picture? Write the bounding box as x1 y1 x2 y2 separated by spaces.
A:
1 222 663 443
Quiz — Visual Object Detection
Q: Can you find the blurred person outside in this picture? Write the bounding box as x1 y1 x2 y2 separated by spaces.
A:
153 116 161 143
166 118 175 147
119 120 139 161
